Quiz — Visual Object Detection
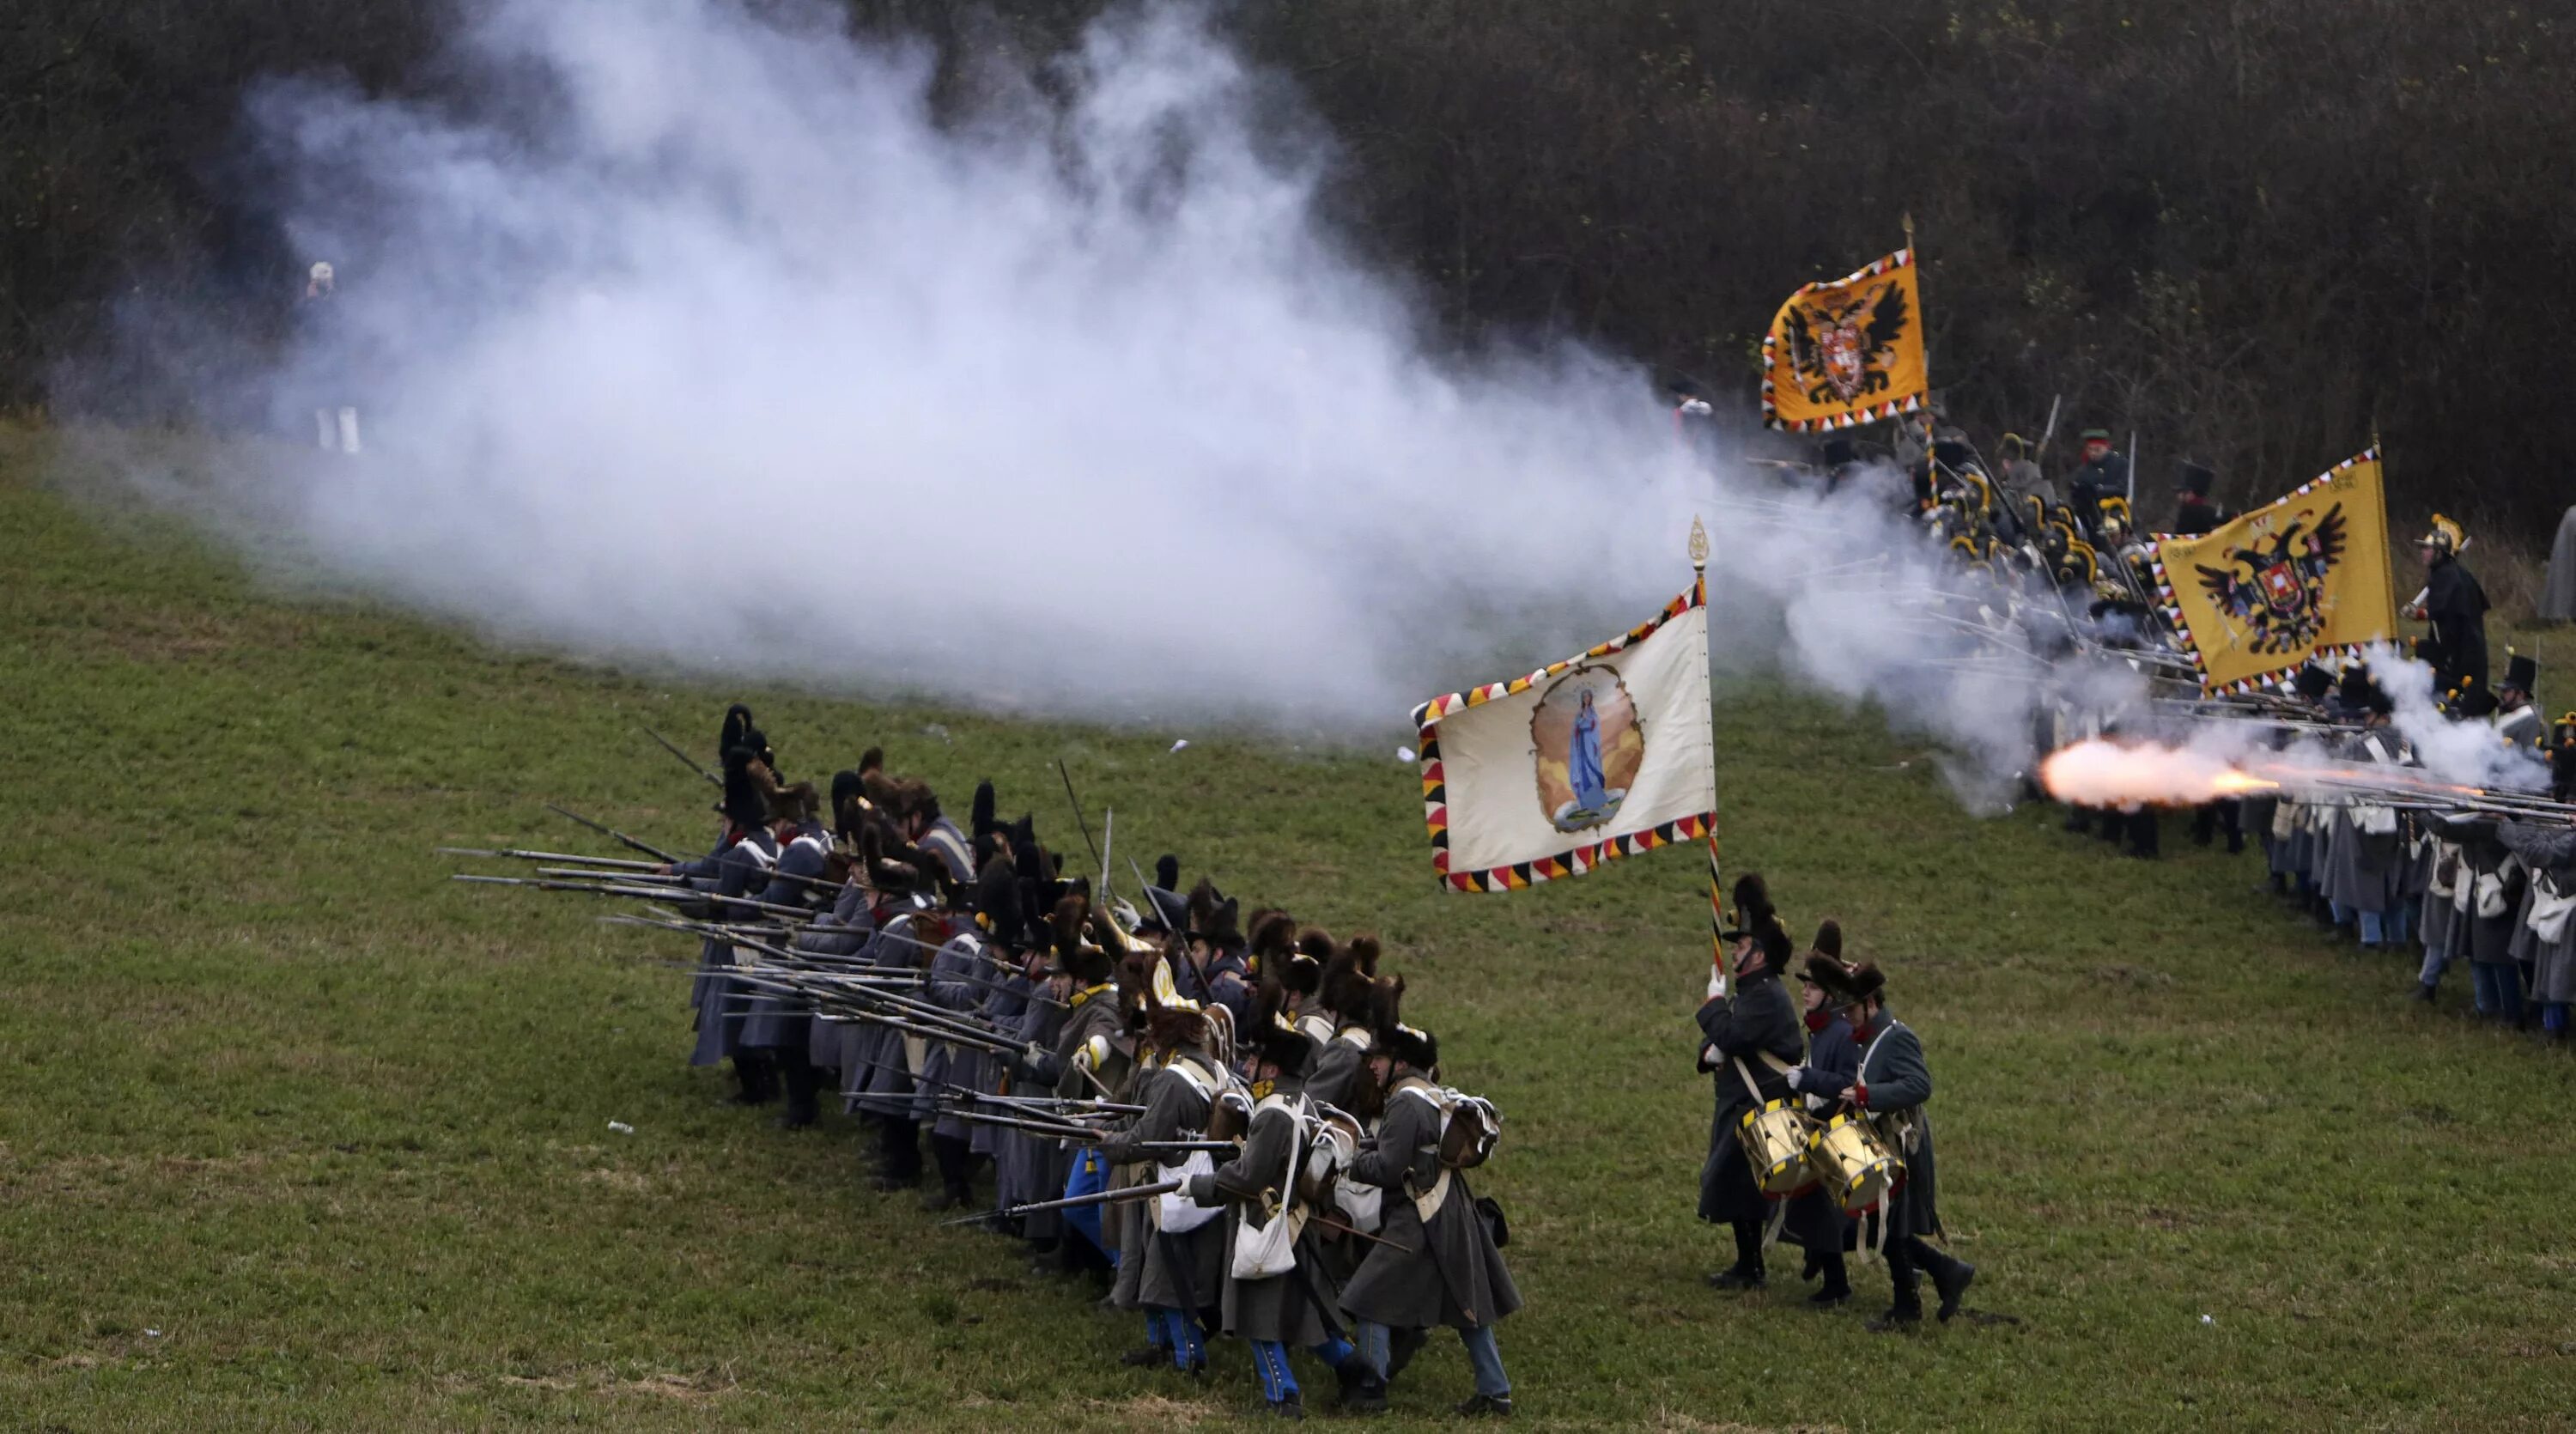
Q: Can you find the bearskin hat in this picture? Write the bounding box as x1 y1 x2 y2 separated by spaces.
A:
1801 951 1856 997
1053 895 1110 983
719 744 769 829
1248 909 1297 972
1838 960 1886 1006
720 703 757 758
1246 980 1312 1076
829 769 871 839
969 779 998 842
2293 664 2334 702
1727 872 1773 939
1320 936 1382 1019
1277 927 1333 998
1155 854 1181 891
1383 1023 1439 1074
1810 919 1843 960
1187 879 1242 950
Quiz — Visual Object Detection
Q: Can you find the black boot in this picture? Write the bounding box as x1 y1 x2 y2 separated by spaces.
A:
1707 1220 1766 1290
1807 1249 1851 1308
875 1115 922 1189
1924 1249 1978 1322
729 1052 775 1105
775 1049 819 1128
1386 1326 1428 1382
1870 1243 1924 1332
924 1133 975 1211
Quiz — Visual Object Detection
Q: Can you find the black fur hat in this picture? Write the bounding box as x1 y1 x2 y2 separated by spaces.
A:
829 769 868 838
1838 961 1887 1006
2176 460 2215 496
1155 854 1181 891
1247 981 1312 1075
1810 919 1843 960
970 780 998 841
1801 952 1856 996
972 853 1024 948
2293 664 2334 702
720 744 769 829
1188 879 1242 950
1383 1023 1439 1073
1320 936 1381 1018
1725 872 1772 939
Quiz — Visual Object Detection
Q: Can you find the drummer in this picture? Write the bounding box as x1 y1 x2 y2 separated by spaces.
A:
1694 876 1803 1294
1826 961 1978 1329
1779 925 1861 1307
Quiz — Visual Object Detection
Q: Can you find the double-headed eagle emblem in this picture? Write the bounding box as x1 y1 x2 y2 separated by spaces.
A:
1780 280 1911 405
2194 503 2348 653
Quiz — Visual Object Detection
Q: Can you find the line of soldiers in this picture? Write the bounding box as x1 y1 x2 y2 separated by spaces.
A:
657 705 1522 1419
1692 876 1977 1330
2224 657 2576 1042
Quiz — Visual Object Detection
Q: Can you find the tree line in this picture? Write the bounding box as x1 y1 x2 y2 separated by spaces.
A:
8 0 2571 564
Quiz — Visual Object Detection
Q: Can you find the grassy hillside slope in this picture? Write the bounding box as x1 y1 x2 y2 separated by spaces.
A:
3 428 2573 1431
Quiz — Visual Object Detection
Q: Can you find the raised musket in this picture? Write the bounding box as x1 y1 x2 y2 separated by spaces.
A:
641 726 723 789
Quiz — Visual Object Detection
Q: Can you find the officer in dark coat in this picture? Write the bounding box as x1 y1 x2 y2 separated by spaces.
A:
1826 962 1975 1329
1695 876 1803 1291
2170 460 2230 537
2067 428 2129 541
2408 516 2491 698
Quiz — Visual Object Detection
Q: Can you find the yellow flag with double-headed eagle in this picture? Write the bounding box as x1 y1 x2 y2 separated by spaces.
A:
2148 450 2398 694
1760 247 1928 431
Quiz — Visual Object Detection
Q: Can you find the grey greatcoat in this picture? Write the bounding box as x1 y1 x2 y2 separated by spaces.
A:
1694 969 1801 1225
2500 823 2576 1004
846 914 937 1115
998 980 1071 1227
2318 733 2404 918
1338 1076 1522 1331
738 829 834 1053
1853 1014 1942 1243
1096 1054 1224 1314
672 829 778 1068
796 884 875 1079
1189 1087 1338 1345
913 933 996 1139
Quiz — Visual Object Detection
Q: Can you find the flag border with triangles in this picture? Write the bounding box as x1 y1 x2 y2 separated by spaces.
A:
1411 580 1716 893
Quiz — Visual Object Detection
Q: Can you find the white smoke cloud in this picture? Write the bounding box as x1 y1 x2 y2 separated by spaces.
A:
89 0 2065 781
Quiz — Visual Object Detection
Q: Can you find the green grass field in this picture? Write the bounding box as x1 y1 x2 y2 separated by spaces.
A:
6 425 2576 1431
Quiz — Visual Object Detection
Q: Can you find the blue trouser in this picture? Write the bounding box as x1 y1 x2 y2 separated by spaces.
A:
1062 1147 1108 1255
2472 962 2524 1023
1249 1336 1356 1404
2544 1003 2569 1034
1147 1306 1203 1370
2420 936 2453 988
1356 1319 1507 1399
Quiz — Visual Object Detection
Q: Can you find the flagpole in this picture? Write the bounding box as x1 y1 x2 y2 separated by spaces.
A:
2372 420 2402 638
1691 517 1722 981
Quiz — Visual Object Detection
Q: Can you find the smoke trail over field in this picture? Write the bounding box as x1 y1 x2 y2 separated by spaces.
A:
90 0 2062 775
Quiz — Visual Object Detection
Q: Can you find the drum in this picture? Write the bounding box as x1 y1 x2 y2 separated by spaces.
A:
1738 1099 1814 1196
1806 1110 1904 1213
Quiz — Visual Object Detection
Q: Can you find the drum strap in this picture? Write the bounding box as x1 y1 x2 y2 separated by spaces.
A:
1728 1050 1797 1106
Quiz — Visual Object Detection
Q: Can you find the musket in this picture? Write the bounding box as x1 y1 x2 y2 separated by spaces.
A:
543 804 680 864
1307 1213 1413 1252
456 872 810 921
438 847 662 871
642 726 722 789
1055 759 1104 872
2035 393 2063 457
945 1178 1186 1225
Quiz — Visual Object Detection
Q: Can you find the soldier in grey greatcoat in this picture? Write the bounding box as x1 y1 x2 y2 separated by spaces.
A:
1093 1002 1229 1376
1695 876 1802 1292
1338 1018 1520 1418
1184 993 1372 1419
1821 961 1976 1329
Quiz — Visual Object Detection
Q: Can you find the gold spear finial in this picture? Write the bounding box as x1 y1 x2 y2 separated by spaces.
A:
1688 515 1710 570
